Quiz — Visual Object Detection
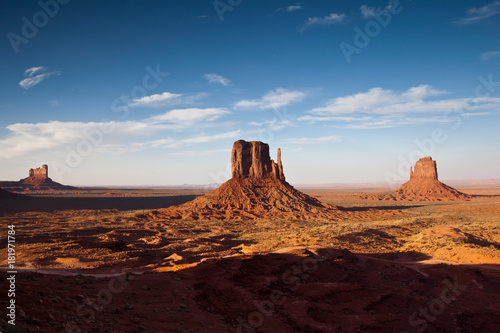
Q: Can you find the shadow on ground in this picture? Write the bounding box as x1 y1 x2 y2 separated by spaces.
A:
339 204 423 212
0 195 198 214
3 247 499 333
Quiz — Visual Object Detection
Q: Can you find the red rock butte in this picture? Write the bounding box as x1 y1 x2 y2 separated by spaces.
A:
409 156 438 180
231 140 284 180
359 156 470 201
23 164 49 185
144 140 344 220
0 164 76 191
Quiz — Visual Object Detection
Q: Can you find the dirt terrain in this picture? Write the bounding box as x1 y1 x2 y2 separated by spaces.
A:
1 186 500 332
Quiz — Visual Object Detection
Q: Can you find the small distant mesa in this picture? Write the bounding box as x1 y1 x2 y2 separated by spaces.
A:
359 156 470 201
0 164 76 192
23 164 49 185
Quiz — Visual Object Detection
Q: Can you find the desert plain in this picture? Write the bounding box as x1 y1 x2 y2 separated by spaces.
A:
1 159 500 332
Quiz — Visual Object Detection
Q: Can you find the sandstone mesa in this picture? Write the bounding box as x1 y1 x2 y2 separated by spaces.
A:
0 164 76 192
359 156 470 201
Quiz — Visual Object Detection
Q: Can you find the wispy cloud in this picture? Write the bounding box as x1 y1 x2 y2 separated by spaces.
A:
24 67 45 76
129 92 207 108
360 5 378 18
148 108 230 125
0 120 164 159
456 1 500 24
132 130 242 150
0 106 233 158
83 131 242 155
170 148 231 157
129 92 183 107
279 135 342 144
234 88 307 110
203 73 231 86
273 3 303 15
299 13 346 32
302 85 500 129
248 119 294 131
360 2 398 19
298 115 373 122
285 4 302 12
309 85 449 115
480 51 500 61
49 100 60 107
19 66 59 89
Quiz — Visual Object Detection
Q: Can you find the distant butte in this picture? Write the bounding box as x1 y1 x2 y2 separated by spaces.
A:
359 156 470 201
0 164 76 192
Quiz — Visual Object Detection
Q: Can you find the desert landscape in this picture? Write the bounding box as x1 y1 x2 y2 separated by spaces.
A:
2 1 500 332
1 140 500 332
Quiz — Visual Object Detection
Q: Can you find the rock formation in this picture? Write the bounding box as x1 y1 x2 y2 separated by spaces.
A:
23 164 50 186
145 140 341 221
409 156 437 180
0 164 76 192
231 140 285 180
358 156 470 201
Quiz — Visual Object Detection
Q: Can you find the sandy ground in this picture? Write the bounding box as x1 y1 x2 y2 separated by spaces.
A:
0 187 499 332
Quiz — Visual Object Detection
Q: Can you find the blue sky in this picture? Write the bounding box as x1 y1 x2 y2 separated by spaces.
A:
1 0 499 186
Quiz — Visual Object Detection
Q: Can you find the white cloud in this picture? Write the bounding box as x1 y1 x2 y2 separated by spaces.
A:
298 115 373 122
132 130 242 150
148 108 230 125
0 120 165 159
272 3 303 15
360 5 377 18
248 119 294 131
170 148 231 157
19 66 59 89
0 113 238 159
360 3 398 19
49 100 60 107
0 105 233 159
480 51 500 61
299 13 346 32
309 85 452 115
456 1 500 24
280 136 342 144
234 88 307 110
286 4 302 12
203 73 230 86
76 131 242 155
129 92 183 107
24 66 45 76
303 85 500 129
342 116 452 129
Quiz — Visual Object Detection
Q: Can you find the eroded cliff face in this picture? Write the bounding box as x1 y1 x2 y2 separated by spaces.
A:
410 157 438 180
231 140 284 180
